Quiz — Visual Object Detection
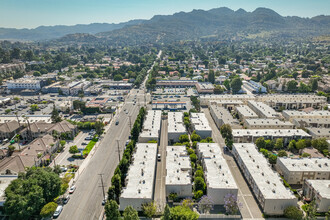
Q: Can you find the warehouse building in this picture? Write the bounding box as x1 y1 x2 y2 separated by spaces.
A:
197 143 238 204
276 157 330 185
139 110 162 143
233 143 297 215
119 143 157 211
190 113 212 139
165 146 192 198
168 112 186 144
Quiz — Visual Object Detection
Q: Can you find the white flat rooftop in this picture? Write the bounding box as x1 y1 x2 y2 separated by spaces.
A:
166 146 191 186
232 129 311 137
305 180 330 199
197 143 237 189
233 143 296 200
277 157 330 172
168 112 186 134
190 113 212 131
120 143 157 199
236 105 258 118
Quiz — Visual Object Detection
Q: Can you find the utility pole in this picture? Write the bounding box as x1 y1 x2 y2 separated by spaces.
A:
128 116 132 130
116 139 121 161
98 174 106 199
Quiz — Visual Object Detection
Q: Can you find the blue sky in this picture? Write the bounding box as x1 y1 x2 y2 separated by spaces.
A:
0 0 329 28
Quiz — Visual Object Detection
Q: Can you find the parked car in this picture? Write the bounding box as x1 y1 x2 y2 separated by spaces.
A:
63 195 70 204
157 154 161 161
82 142 87 145
125 140 130 146
102 195 108 206
69 185 76 194
85 136 92 141
53 205 63 218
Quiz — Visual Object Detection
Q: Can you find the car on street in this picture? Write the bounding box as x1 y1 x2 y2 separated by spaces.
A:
63 195 70 204
53 205 63 218
125 140 130 146
69 185 76 194
102 195 108 205
157 154 161 161
82 142 87 145
115 120 119 125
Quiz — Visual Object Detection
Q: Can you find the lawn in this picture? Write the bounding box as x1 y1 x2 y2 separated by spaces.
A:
82 139 97 156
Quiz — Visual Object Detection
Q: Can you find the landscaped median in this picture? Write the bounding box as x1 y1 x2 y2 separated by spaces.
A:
82 136 98 156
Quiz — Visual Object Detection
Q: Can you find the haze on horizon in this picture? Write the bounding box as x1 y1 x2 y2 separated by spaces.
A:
0 0 329 29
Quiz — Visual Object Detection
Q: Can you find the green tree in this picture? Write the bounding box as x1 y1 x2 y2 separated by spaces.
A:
170 205 199 220
194 177 206 193
142 201 157 219
114 74 123 81
30 104 39 112
179 134 189 143
220 124 233 140
278 150 288 157
8 145 15 156
162 204 171 220
311 78 318 91
208 70 215 84
191 132 201 142
123 206 139 220
40 202 58 218
274 138 284 150
189 153 197 164
295 139 306 151
69 145 79 154
268 154 277 165
223 79 231 90
51 105 62 123
194 190 204 200
105 200 121 220
288 140 296 152
33 71 41 77
287 80 298 93
284 206 303 220
60 140 66 148
108 186 116 201
111 174 122 201
255 137 266 149
230 78 242 94
95 121 104 135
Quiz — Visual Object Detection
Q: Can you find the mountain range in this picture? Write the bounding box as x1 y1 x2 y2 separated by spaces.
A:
1 7 329 44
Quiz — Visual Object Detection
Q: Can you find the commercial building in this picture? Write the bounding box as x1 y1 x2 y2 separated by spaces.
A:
276 157 330 185
197 143 238 204
242 80 267 93
293 118 330 129
165 146 192 198
257 94 327 110
235 105 259 121
303 180 330 212
233 143 297 215
283 110 330 122
209 105 240 129
200 94 255 106
119 143 157 211
196 82 214 94
167 112 186 144
244 119 294 129
139 110 162 143
190 113 212 139
232 129 311 145
247 100 281 119
6 79 41 90
156 80 197 88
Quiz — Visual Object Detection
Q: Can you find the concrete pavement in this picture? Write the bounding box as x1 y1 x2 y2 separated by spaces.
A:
202 107 264 219
153 119 168 213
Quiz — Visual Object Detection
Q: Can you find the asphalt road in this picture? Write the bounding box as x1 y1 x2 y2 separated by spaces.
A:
153 119 168 213
58 90 141 220
202 107 263 219
58 51 161 220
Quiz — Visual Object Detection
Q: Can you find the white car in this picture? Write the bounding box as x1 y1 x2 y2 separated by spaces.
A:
69 185 76 194
53 205 63 218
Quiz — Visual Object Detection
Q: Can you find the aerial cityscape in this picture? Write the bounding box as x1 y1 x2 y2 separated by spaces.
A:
0 1 329 219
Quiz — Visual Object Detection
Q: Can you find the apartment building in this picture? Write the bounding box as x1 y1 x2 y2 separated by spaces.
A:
119 143 157 211
190 113 212 139
247 100 281 119
293 118 330 129
233 143 297 215
283 110 330 122
167 112 186 144
232 129 311 145
235 105 259 121
303 180 330 212
197 143 238 204
244 119 294 129
139 110 162 143
276 157 330 185
242 80 267 93
6 79 41 90
200 94 255 106
209 105 240 129
165 146 192 198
